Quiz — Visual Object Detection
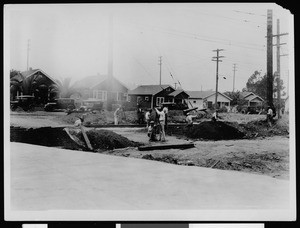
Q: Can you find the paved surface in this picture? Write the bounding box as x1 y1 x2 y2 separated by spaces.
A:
9 142 290 212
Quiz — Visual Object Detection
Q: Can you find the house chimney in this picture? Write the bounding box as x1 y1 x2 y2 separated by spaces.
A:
108 14 113 78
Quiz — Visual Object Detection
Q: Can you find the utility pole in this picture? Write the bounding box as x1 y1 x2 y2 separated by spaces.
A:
212 49 225 110
174 82 177 89
27 39 30 71
266 9 273 108
273 18 288 119
232 63 237 92
158 56 162 85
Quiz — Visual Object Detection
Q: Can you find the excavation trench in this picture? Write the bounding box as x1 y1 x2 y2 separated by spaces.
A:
10 126 141 152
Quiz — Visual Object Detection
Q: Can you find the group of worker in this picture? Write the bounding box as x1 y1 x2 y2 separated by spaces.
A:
145 105 168 142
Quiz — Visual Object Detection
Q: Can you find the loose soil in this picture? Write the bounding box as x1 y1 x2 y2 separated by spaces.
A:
9 111 290 180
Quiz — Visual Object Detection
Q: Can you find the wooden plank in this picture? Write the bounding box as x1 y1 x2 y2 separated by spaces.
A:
138 143 194 151
80 126 93 151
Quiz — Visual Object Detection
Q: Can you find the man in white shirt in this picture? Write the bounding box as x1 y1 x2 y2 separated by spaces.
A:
162 106 168 130
266 106 273 127
186 112 197 126
74 116 84 127
155 107 166 142
145 109 152 127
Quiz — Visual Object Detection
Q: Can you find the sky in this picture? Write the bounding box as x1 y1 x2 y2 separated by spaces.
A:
5 3 293 93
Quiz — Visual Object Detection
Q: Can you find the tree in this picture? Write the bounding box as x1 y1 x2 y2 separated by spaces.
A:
224 91 248 107
243 70 285 102
55 77 78 98
10 69 23 100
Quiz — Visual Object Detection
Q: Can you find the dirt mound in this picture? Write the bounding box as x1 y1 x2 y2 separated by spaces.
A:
10 126 141 152
241 119 289 138
185 121 245 140
67 129 141 151
10 126 81 150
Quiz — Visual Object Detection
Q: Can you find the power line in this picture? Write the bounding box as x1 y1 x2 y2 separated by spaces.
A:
212 49 225 109
233 63 237 92
121 20 267 51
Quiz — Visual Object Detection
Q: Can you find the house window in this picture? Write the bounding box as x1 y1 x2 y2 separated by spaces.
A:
93 90 107 101
166 88 170 92
156 97 164 106
207 101 213 108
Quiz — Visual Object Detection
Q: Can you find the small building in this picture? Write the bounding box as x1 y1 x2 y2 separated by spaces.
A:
240 91 264 107
186 90 232 109
128 84 175 109
167 89 189 104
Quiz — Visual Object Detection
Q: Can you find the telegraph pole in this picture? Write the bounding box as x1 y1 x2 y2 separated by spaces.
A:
233 63 237 92
158 56 162 85
266 9 273 107
273 18 288 119
27 39 30 71
212 49 225 110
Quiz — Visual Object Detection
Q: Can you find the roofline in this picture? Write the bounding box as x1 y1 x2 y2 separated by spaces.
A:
91 76 129 90
128 84 174 96
23 69 59 85
242 91 255 98
202 91 232 101
248 95 264 102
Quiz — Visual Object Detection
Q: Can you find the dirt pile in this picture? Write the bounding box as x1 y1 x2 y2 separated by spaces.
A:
10 126 81 150
71 129 141 151
241 119 289 138
185 121 245 140
10 126 141 152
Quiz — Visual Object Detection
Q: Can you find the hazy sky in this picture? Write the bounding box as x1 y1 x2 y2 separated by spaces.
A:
5 3 293 92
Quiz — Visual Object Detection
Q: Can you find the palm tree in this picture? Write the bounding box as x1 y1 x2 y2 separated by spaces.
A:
10 70 23 100
56 77 79 98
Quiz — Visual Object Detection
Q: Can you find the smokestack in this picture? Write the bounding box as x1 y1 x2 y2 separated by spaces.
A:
108 14 113 78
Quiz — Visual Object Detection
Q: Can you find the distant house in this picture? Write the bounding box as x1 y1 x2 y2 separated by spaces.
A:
73 75 129 110
10 68 59 104
240 91 264 107
186 90 232 109
167 89 189 105
128 84 175 109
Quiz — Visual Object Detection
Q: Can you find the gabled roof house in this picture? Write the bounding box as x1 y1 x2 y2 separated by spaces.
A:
240 91 264 107
186 90 232 109
128 84 175 109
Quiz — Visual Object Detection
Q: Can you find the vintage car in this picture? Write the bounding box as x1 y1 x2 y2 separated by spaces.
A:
10 95 35 111
44 98 76 112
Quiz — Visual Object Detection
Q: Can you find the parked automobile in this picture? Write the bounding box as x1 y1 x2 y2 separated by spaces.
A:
44 98 76 112
10 95 35 111
161 102 188 110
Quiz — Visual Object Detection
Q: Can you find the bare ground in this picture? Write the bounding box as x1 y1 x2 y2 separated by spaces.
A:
9 111 290 180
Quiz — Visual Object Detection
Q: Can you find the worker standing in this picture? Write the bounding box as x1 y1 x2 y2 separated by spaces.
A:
266 106 274 127
145 109 152 128
114 106 122 125
211 110 219 122
162 105 168 130
155 107 166 142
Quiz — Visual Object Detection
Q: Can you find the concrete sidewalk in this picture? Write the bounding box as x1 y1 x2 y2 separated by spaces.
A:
9 143 289 211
